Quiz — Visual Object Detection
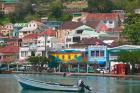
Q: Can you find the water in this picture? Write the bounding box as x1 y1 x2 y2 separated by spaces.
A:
0 74 140 93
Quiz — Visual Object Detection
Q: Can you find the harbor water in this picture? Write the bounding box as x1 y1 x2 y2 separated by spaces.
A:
0 74 140 93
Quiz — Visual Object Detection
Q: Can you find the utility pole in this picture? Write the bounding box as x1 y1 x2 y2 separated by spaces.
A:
44 34 48 58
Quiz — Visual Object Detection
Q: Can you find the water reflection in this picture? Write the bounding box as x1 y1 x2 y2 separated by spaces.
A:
0 75 21 93
0 74 140 93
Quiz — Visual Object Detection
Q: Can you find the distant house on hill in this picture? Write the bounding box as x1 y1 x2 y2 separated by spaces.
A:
0 0 19 14
63 1 88 9
18 20 46 38
0 23 13 36
134 9 140 14
65 25 100 48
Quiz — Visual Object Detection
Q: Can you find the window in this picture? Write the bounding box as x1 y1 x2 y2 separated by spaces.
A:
109 20 113 24
47 41 50 43
100 51 104 57
21 51 28 57
66 38 71 42
76 30 83 34
73 37 80 42
91 51 95 56
42 51 46 56
104 20 107 23
96 51 99 57
31 51 35 56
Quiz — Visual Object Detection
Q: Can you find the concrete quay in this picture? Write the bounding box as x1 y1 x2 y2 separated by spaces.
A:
12 71 140 78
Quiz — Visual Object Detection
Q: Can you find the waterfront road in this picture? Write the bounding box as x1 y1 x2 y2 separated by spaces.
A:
12 71 140 78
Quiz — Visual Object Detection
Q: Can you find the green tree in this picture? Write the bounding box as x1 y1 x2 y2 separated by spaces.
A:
48 0 63 20
87 0 115 13
27 56 49 72
7 0 35 23
0 10 4 18
123 14 140 45
114 0 140 12
117 51 140 74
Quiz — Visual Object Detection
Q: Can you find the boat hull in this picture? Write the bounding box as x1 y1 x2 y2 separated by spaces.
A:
16 75 82 92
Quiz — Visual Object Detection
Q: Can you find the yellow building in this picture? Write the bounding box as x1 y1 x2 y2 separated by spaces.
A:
49 50 88 72
50 51 83 63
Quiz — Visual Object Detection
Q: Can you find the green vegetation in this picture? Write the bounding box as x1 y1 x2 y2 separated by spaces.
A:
0 0 140 24
123 14 140 45
27 56 49 72
0 17 10 25
117 51 140 74
87 0 115 13
114 0 140 12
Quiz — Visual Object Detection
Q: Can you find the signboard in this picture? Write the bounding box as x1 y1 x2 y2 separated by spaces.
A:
88 45 107 50
14 23 28 27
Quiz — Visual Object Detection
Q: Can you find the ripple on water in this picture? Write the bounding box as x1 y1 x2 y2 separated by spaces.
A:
0 74 22 93
0 74 140 93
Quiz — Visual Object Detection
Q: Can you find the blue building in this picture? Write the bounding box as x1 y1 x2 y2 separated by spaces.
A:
12 23 28 37
88 45 107 66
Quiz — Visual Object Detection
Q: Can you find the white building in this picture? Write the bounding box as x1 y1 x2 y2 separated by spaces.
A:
19 29 60 62
65 25 107 48
19 20 46 38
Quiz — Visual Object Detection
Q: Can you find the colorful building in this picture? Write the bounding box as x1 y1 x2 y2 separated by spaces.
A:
88 45 107 66
48 45 108 73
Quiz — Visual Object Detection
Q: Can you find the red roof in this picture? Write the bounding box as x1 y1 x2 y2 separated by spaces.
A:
0 46 19 54
80 37 107 45
59 21 100 30
59 21 83 29
23 34 38 39
106 27 123 32
40 28 56 36
86 13 119 21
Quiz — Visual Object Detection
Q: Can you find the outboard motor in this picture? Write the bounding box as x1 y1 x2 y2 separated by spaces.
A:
78 80 92 92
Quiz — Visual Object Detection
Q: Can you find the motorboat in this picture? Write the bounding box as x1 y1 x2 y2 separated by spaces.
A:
15 75 92 92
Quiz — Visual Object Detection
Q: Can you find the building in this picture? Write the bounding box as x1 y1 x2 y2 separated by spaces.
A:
43 21 63 30
0 23 13 36
88 45 107 66
12 23 28 37
134 9 140 14
65 25 99 48
0 45 19 64
19 28 59 62
48 45 108 73
49 49 87 72
0 0 19 14
63 1 88 9
70 37 108 48
19 20 46 38
57 21 83 47
57 20 100 47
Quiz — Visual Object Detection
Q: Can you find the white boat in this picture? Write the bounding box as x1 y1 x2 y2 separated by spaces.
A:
15 75 91 92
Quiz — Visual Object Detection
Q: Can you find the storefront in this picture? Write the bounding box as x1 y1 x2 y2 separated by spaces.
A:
48 45 108 73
